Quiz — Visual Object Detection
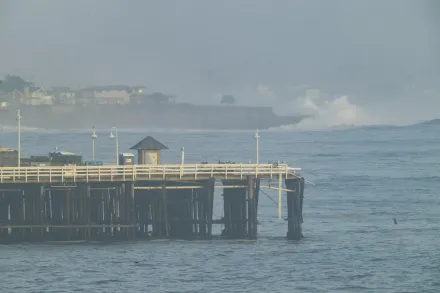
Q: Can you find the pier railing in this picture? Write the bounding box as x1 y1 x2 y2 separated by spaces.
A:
0 163 301 184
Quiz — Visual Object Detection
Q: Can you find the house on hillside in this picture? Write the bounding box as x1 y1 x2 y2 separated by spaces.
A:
21 87 54 105
76 85 145 105
48 87 76 105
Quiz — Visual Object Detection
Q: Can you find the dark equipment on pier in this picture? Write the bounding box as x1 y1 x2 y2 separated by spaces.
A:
0 148 18 167
119 153 135 165
20 156 51 167
49 151 82 166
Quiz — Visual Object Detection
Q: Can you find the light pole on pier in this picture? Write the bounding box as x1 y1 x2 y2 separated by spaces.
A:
16 109 22 167
91 126 97 161
181 147 185 164
253 129 260 164
109 127 118 165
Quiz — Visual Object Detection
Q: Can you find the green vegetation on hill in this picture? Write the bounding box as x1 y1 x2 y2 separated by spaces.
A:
0 75 34 93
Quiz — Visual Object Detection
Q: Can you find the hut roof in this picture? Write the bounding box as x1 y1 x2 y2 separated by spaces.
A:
130 136 168 150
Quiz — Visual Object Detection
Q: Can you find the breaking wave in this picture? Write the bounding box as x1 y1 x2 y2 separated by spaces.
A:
270 87 440 132
272 95 387 131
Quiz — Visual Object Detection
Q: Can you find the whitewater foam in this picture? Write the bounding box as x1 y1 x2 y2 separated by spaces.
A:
271 94 385 131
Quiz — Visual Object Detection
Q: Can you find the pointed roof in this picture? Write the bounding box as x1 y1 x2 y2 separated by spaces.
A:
130 136 168 150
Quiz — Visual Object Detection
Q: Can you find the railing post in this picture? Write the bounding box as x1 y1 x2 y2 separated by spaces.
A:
73 166 76 182
37 167 40 182
225 165 228 179
25 168 28 183
98 167 101 182
49 168 52 183
133 165 136 181
0 169 2 183
86 166 89 183
195 165 198 180
211 165 214 177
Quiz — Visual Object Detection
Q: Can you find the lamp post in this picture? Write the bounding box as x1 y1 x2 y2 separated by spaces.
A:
91 126 97 161
253 129 259 164
109 127 118 165
16 109 22 167
181 146 185 164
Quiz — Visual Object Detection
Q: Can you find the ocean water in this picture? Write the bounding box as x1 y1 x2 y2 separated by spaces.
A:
0 123 440 292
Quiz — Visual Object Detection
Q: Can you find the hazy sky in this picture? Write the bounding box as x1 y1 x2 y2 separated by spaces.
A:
0 0 439 103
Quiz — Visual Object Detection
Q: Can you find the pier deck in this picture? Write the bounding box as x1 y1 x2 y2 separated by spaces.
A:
0 163 301 183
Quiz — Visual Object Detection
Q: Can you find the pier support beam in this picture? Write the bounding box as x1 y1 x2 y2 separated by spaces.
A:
285 177 305 240
205 178 215 239
161 185 169 238
221 180 248 239
247 176 259 239
9 188 24 242
0 191 8 242
146 179 215 240
134 188 151 239
166 188 191 239
128 182 136 240
38 185 45 241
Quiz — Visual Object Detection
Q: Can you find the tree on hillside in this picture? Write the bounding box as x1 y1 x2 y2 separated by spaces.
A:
148 92 174 103
0 75 34 93
220 94 236 105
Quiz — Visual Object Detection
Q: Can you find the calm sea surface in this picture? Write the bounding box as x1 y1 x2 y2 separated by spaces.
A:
0 123 439 292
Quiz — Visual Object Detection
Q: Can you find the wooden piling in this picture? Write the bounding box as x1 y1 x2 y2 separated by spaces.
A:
9 188 23 242
221 180 248 239
129 182 136 240
206 178 215 239
247 176 257 239
0 191 8 242
39 185 45 240
85 184 91 240
161 185 168 237
285 177 305 240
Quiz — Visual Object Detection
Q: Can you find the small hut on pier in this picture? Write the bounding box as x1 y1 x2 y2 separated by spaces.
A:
130 136 168 164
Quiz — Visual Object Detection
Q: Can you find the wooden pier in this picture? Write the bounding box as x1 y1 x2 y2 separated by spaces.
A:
0 163 305 243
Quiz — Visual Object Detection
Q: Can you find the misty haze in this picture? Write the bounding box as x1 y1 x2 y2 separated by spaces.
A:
1 1 440 293
1 0 439 130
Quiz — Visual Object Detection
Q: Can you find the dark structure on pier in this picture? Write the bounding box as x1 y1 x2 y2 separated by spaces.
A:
0 137 305 244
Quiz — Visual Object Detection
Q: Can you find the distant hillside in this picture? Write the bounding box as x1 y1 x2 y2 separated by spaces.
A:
416 119 440 125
